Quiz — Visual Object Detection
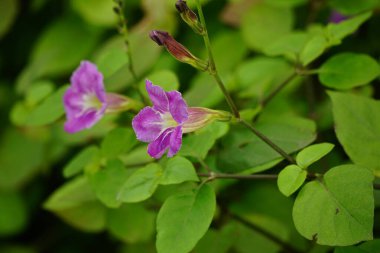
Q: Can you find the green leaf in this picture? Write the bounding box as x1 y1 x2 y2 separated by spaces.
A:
296 143 334 169
0 0 18 38
118 164 162 203
329 0 378 15
24 80 54 106
263 32 309 60
300 35 327 66
218 116 316 173
0 129 44 191
106 204 156 243
44 176 107 232
101 128 137 159
156 184 216 253
326 12 372 46
95 47 128 78
70 0 117 27
329 92 380 176
160 156 199 185
319 53 379 90
0 192 27 236
242 3 294 51
89 159 129 208
24 85 67 126
293 165 374 246
63 146 99 178
16 16 101 93
277 165 307 197
264 0 307 7
139 70 180 96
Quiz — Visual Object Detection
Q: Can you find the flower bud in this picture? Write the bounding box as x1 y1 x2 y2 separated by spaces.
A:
149 30 208 71
105 93 143 113
175 0 205 35
182 107 232 133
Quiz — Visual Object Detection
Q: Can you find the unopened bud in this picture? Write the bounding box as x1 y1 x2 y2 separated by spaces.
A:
182 107 231 133
149 30 208 71
175 0 205 35
105 93 143 113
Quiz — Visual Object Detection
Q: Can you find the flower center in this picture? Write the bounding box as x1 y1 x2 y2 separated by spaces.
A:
82 93 103 111
161 112 178 129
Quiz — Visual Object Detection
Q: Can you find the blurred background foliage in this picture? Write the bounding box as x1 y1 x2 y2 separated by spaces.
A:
0 0 380 252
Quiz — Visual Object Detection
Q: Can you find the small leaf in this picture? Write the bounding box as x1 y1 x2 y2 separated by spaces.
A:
242 3 294 51
24 85 67 126
140 70 180 96
326 12 372 45
300 35 327 66
293 165 374 246
63 146 99 178
0 192 27 236
160 156 199 185
277 165 307 197
263 32 309 60
0 0 18 38
70 0 117 27
106 204 156 243
118 164 162 203
319 53 379 90
89 159 129 208
44 176 107 232
329 0 378 15
329 92 380 176
296 143 334 169
101 128 137 159
156 184 216 253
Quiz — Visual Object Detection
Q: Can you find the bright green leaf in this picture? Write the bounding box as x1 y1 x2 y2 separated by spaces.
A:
118 164 162 203
263 32 309 60
139 70 179 96
101 128 137 159
95 48 128 78
300 35 327 66
296 143 334 169
25 80 54 106
319 53 379 90
277 165 307 197
160 156 199 185
44 176 107 232
156 184 216 253
106 204 156 243
329 92 380 176
326 12 372 46
70 0 117 27
242 3 293 51
89 159 129 208
63 146 99 178
293 165 374 245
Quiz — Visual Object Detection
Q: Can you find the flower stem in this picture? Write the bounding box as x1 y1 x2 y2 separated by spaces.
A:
240 119 296 164
114 0 149 105
195 0 240 119
260 72 297 107
198 173 278 180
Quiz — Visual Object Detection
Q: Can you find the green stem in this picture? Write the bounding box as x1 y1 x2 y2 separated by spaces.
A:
260 72 297 107
195 0 240 118
198 173 278 180
240 119 296 164
114 1 149 105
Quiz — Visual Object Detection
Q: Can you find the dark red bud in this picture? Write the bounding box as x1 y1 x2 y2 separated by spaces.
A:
175 0 187 13
149 30 170 46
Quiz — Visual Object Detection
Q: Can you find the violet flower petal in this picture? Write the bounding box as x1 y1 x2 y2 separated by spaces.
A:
146 80 169 113
64 108 105 133
147 128 174 158
132 107 163 142
70 61 107 103
168 125 183 157
167 91 188 124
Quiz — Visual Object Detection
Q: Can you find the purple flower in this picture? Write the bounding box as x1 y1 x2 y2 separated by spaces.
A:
63 61 107 133
132 80 189 159
63 61 140 133
329 10 348 24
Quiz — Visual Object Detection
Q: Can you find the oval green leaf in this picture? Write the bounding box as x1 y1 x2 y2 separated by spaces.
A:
296 143 334 169
277 165 307 197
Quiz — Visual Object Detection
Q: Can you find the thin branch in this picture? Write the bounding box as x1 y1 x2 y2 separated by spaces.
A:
260 72 297 107
232 214 303 253
240 119 296 164
198 173 278 180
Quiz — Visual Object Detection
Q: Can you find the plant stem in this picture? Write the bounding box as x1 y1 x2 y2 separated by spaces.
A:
195 0 240 118
232 214 303 253
114 0 148 104
198 173 278 180
260 72 297 107
240 119 296 164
